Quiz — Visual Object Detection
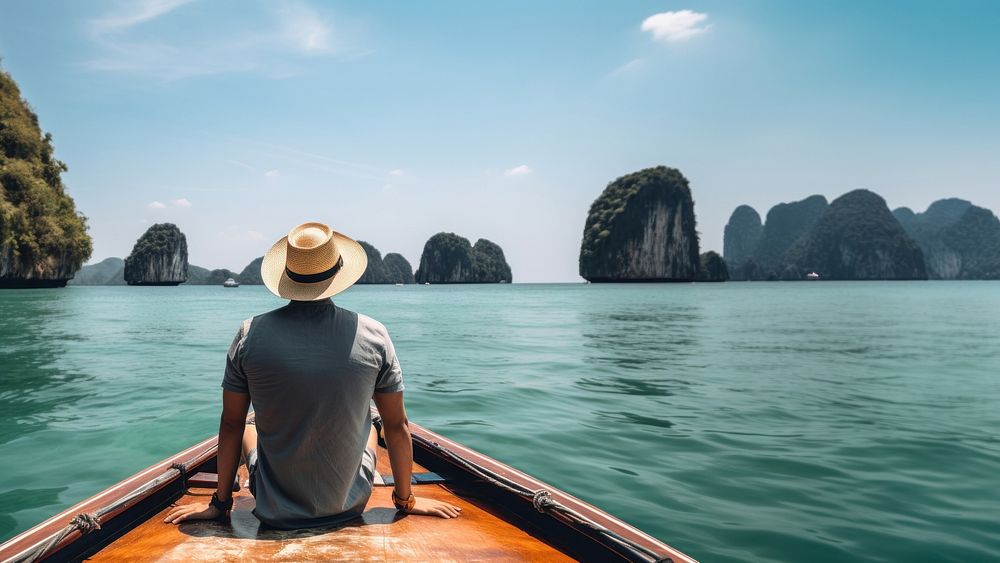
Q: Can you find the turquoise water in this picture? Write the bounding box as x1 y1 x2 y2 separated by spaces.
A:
1 283 999 561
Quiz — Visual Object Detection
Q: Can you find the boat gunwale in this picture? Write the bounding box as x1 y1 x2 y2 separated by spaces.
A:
0 436 218 562
406 419 696 563
1 421 696 563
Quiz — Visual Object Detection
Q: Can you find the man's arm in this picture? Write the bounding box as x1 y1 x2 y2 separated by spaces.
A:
373 392 461 519
165 390 249 523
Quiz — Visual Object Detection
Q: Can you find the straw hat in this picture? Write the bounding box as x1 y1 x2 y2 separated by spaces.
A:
261 222 368 301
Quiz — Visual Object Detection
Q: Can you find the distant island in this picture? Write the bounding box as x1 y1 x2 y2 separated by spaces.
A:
579 166 700 282
124 223 189 286
893 199 1000 279
0 66 92 288
415 233 512 283
356 241 415 284
724 191 1000 281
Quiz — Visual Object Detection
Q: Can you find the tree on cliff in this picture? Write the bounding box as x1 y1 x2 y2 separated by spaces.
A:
124 223 188 285
696 251 729 282
383 253 415 284
0 65 92 285
356 240 391 284
752 195 828 279
723 205 762 278
471 239 513 283
784 189 926 280
415 232 473 283
579 166 700 282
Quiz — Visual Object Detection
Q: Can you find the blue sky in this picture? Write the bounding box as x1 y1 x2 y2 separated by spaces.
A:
2 0 998 281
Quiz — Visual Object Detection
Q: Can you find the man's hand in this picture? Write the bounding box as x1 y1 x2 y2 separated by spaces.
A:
163 503 224 524
405 497 462 519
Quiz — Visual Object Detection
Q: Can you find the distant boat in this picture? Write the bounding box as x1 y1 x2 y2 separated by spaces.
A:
223 278 240 288
806 272 820 280
394 283 403 287
423 282 430 285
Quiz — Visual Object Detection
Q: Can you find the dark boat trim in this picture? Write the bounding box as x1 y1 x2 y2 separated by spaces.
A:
0 423 695 562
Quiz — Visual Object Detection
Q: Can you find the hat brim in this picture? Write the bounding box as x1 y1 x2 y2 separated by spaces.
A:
260 230 368 301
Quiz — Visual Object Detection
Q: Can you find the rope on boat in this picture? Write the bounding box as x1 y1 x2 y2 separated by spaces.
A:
13 462 191 563
411 433 673 563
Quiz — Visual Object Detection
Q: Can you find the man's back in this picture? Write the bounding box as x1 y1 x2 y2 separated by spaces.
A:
222 298 403 529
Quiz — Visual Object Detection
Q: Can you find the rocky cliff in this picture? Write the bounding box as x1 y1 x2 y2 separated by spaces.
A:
723 205 762 280
471 239 513 283
415 233 512 283
752 195 828 279
893 199 1000 279
415 233 474 283
383 253 415 284
123 223 188 285
696 251 729 282
186 265 239 285
68 257 125 285
1 66 92 288
579 166 699 282
356 241 392 284
238 257 264 285
784 190 926 280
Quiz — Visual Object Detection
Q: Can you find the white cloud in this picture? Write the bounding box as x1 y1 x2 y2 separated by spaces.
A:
84 1 359 80
264 169 281 178
278 4 333 54
148 201 166 209
227 159 256 172
504 164 533 177
608 58 647 77
171 198 192 207
388 169 404 177
90 0 194 34
641 10 711 42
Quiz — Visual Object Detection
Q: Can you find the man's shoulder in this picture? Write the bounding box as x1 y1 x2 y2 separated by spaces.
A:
353 311 392 343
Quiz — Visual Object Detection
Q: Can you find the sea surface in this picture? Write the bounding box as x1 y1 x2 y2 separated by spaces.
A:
1 282 998 562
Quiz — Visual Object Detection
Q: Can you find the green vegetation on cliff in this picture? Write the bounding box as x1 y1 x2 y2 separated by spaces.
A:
697 251 729 282
415 233 473 283
723 205 762 279
0 66 91 285
239 257 264 285
579 166 699 281
415 232 511 283
471 239 512 283
357 240 391 284
383 253 415 284
893 199 1000 279
752 195 828 279
124 223 188 285
784 190 926 280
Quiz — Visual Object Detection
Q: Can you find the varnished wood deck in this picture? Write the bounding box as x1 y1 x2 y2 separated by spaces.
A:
87 446 573 562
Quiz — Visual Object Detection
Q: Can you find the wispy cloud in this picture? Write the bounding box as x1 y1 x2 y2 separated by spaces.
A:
388 169 405 177
84 1 363 80
608 57 647 77
264 169 281 178
148 200 166 209
504 164 533 177
89 0 194 34
227 159 257 172
641 10 711 43
171 198 192 207
278 4 334 54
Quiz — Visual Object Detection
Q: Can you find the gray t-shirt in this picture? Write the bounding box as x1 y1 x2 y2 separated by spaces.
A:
222 299 403 529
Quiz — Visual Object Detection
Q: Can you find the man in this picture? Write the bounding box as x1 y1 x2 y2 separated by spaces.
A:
165 222 460 526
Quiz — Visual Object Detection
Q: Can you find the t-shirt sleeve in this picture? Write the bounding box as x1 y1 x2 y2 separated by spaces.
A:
222 318 252 394
374 326 404 394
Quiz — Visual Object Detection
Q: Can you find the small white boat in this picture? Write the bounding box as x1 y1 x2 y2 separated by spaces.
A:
394 283 403 287
223 277 240 288
806 272 820 280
